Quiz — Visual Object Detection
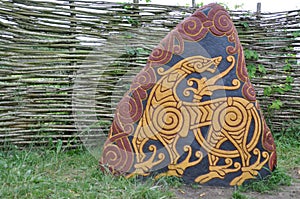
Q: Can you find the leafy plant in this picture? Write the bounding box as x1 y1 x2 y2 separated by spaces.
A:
56 139 63 154
246 64 256 79
232 191 249 199
124 16 140 26
268 99 283 110
292 31 300 38
283 63 292 72
246 64 267 79
286 76 294 84
263 86 272 96
257 64 267 75
244 49 259 61
240 22 249 30
196 2 204 7
123 5 133 10
125 47 150 57
263 75 294 98
234 3 244 9
244 49 261 79
238 167 292 193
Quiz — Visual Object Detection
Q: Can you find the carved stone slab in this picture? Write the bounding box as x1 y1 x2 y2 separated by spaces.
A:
99 3 277 186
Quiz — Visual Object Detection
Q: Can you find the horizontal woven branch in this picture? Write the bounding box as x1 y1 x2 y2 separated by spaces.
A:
0 0 299 148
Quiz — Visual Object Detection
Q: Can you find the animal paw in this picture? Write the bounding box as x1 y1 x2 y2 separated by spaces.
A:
195 171 225 183
230 171 255 186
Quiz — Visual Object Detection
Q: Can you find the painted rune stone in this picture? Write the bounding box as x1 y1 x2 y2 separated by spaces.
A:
99 3 277 186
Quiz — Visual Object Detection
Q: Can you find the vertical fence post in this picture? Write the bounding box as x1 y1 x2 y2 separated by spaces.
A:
69 0 76 66
256 2 261 19
133 0 139 10
192 0 196 7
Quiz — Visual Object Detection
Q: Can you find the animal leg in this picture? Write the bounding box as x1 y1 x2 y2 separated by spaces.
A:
126 144 165 178
230 148 269 186
195 155 241 183
155 145 203 179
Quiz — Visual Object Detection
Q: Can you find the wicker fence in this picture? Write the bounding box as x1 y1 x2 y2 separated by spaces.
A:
0 0 299 148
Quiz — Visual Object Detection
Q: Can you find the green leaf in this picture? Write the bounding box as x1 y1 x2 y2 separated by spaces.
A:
264 86 272 96
292 31 300 38
258 64 267 74
286 76 294 84
234 3 244 9
244 49 259 61
269 100 283 110
241 22 249 30
273 86 285 94
283 84 293 91
283 64 292 71
246 64 257 79
197 2 204 7
136 47 150 55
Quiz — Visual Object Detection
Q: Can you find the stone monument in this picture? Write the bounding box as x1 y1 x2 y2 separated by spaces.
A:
99 3 277 186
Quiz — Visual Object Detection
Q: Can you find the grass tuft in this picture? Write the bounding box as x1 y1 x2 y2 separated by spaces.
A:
231 190 249 199
0 148 174 199
156 176 184 188
236 119 299 195
238 167 292 193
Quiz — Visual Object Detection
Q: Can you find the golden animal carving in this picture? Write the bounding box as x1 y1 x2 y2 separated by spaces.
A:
127 55 269 186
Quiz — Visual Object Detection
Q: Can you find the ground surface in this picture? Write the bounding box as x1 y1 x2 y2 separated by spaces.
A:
0 147 299 199
173 169 300 199
1 122 299 198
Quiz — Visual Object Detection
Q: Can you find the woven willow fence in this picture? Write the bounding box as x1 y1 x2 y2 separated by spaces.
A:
0 0 299 148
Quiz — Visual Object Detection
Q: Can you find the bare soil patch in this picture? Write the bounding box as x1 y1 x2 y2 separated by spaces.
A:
173 168 300 199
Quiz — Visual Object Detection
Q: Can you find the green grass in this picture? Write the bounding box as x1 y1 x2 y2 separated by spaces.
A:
232 190 249 199
275 120 300 170
237 167 292 193
1 120 299 199
0 147 174 199
233 120 300 196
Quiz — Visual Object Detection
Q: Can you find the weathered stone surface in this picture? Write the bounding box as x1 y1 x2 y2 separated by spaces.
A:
99 3 277 186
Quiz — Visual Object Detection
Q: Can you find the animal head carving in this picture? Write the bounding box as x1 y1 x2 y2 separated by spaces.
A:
181 56 222 74
183 55 240 102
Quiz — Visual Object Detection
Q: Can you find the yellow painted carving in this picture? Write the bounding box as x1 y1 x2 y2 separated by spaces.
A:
155 145 203 178
126 55 269 186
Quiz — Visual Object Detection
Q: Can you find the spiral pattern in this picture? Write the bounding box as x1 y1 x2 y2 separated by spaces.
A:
131 67 156 92
149 31 184 66
242 80 257 102
223 107 246 131
100 137 133 174
149 43 172 65
178 16 208 41
262 119 276 152
226 33 239 54
213 11 233 35
214 99 248 132
269 151 277 171
152 105 183 136
118 95 142 125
